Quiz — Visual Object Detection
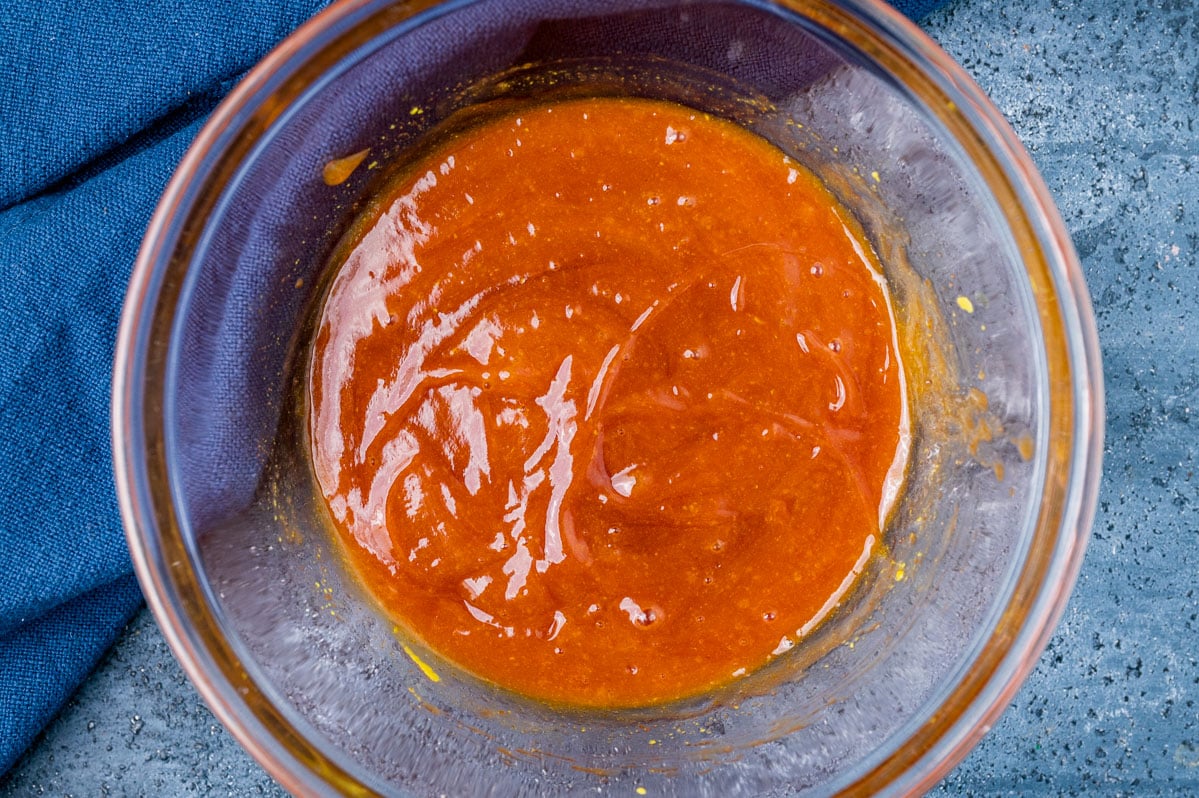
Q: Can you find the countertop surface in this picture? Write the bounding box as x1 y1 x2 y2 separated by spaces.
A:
4 0 1198 794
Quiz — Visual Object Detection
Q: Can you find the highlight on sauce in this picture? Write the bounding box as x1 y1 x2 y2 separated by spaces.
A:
308 97 910 708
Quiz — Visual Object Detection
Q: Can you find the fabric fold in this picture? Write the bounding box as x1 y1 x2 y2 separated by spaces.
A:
0 573 143 775
0 118 200 633
0 0 329 775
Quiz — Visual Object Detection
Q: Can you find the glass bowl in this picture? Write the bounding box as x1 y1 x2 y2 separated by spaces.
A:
112 0 1103 794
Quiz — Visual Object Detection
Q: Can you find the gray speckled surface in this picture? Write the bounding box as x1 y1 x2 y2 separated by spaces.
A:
0 609 282 797
5 0 1199 794
1 610 283 797
930 0 1199 793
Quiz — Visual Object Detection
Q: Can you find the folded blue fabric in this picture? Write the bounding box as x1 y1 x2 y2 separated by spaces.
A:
0 0 948 777
0 0 330 773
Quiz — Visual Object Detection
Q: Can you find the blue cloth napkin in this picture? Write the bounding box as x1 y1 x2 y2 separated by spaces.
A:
0 0 330 773
0 0 948 777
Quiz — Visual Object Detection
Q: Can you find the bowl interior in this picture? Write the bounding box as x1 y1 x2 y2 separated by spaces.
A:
124 0 1091 795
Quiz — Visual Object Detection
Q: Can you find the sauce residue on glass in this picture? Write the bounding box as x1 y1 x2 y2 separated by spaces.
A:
308 97 909 708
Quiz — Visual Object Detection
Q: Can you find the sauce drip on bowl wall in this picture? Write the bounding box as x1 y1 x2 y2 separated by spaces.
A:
308 97 909 707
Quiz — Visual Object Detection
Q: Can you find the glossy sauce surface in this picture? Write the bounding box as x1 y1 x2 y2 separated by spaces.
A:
309 98 908 707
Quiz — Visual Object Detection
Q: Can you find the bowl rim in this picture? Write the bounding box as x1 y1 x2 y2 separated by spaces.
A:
112 0 1104 795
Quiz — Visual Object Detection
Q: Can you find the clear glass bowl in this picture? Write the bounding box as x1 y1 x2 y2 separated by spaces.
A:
112 0 1103 795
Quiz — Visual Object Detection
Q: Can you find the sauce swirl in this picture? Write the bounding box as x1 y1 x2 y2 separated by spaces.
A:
309 97 908 707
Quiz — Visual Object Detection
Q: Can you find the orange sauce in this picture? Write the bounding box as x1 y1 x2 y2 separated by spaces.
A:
308 97 908 707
